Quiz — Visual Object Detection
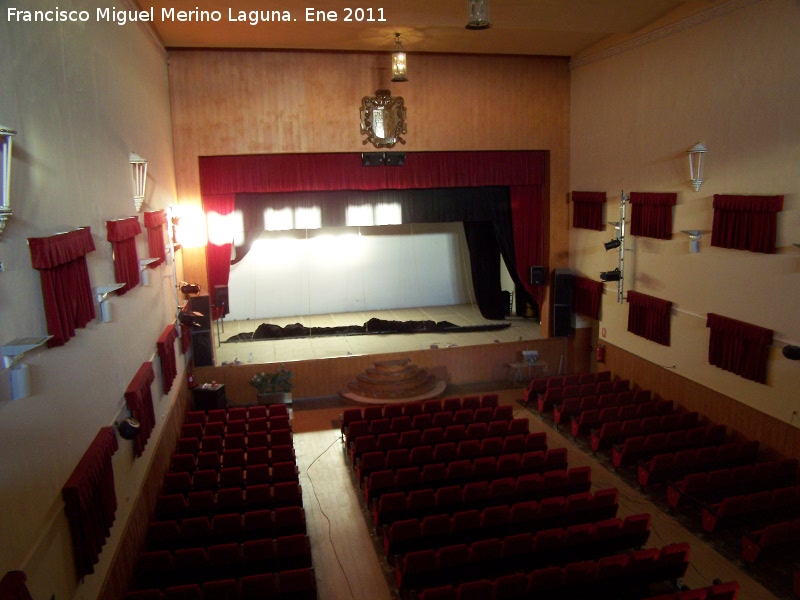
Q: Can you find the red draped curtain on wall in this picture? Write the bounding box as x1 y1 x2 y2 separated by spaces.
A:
61 427 118 581
28 227 96 347
627 290 673 346
573 276 603 319
706 313 773 384
711 194 784 254
124 362 156 457
143 210 167 267
106 217 142 295
629 192 677 240
157 324 179 394
0 572 33 600
199 151 547 314
571 191 606 230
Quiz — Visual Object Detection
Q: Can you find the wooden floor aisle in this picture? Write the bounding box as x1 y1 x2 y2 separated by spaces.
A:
290 387 780 600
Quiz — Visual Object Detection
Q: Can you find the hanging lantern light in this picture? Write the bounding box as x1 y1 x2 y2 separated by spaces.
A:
687 143 707 192
130 152 148 212
391 33 408 82
466 0 491 30
0 125 17 238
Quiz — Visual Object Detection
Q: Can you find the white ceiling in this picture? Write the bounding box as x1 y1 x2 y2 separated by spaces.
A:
136 0 716 57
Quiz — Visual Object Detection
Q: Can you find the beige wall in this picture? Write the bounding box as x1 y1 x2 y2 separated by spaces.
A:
569 0 800 425
168 50 572 333
0 3 183 598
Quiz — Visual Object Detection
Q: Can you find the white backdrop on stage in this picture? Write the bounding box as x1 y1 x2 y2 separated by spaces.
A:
227 222 476 321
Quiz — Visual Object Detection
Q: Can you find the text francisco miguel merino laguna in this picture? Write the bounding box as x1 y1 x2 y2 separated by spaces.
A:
6 6 388 25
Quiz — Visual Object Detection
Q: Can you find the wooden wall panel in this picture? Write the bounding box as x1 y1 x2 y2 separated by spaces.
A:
167 50 571 335
602 343 800 460
194 337 579 406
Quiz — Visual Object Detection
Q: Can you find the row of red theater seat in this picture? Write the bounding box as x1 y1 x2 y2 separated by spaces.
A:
372 485 618 530
702 483 800 533
394 513 652 591
163 462 299 493
180 416 291 441
125 567 316 600
416 543 692 600
349 422 537 464
175 430 293 456
364 465 591 508
742 517 800 564
611 424 729 468
147 511 306 551
638 440 760 488
645 581 740 600
552 389 656 428
155 488 307 524
381 491 621 561
666 458 799 509
567 396 674 436
344 405 516 448
590 411 708 452
355 436 558 484
169 445 296 473
523 370 614 405
530 378 627 414
186 405 289 427
340 394 501 436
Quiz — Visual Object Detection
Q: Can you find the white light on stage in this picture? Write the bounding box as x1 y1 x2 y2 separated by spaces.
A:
375 202 402 225
264 207 294 231
346 204 374 226
294 206 321 229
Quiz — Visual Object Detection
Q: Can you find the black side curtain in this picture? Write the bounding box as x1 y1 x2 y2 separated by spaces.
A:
234 186 531 320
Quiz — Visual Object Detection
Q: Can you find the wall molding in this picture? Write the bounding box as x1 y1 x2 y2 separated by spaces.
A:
570 0 763 70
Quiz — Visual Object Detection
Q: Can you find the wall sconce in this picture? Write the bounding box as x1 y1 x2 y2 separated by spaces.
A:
95 284 125 323
130 152 148 212
687 143 707 192
680 230 703 253
0 125 17 238
139 258 158 286
2 336 51 400
466 0 491 29
391 33 408 82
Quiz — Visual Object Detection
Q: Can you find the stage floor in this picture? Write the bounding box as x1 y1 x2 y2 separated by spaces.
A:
213 304 542 365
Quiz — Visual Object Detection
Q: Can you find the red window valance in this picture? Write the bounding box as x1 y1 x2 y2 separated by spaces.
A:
143 210 167 268
106 217 142 295
125 362 156 457
28 227 96 347
157 324 179 395
627 290 673 346
571 191 606 231
711 194 784 254
573 276 603 319
62 427 118 581
706 313 773 384
0 572 33 600
629 192 677 240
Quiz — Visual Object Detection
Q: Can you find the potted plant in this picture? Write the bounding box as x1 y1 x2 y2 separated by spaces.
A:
249 364 294 405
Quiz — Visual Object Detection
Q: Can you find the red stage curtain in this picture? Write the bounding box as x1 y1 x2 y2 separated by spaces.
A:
200 152 547 313
629 192 677 240
706 313 773 384
157 324 179 394
573 276 603 319
711 194 784 254
106 217 142 295
125 362 156 457
627 290 673 346
571 191 606 231
0 572 33 600
143 210 167 268
62 427 118 581
28 227 96 347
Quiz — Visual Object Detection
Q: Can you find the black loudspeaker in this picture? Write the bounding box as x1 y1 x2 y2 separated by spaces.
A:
191 330 214 367
188 295 212 330
552 268 574 337
529 266 547 286
214 285 230 316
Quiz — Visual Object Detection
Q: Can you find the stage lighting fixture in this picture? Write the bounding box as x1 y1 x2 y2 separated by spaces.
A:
600 268 622 282
604 238 621 251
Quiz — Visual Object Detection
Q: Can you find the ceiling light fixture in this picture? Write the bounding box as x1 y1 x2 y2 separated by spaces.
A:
466 0 492 30
391 33 408 82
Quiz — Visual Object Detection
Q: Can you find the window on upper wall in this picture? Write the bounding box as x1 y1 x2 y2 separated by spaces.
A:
711 194 784 254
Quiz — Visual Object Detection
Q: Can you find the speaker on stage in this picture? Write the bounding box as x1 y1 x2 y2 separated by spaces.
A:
188 295 212 330
214 285 230 317
552 268 574 337
191 330 214 367
529 266 546 286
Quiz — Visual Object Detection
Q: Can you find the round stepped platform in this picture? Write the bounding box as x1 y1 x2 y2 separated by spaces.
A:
341 358 444 404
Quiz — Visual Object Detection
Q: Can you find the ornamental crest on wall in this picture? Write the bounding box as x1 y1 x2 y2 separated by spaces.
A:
360 89 407 148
